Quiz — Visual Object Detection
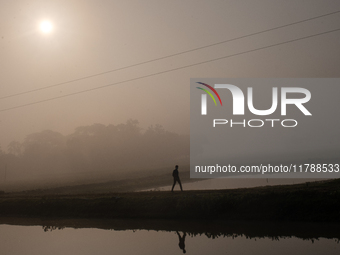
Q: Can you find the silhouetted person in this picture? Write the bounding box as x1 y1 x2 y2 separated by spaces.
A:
176 231 186 253
171 165 183 191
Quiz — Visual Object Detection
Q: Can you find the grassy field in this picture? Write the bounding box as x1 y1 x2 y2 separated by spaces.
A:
0 178 340 222
1 165 193 194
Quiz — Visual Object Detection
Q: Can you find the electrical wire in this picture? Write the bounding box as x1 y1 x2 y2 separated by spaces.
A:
0 10 339 100
1 27 339 112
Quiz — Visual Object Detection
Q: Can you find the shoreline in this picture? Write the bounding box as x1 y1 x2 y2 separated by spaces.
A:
0 179 339 222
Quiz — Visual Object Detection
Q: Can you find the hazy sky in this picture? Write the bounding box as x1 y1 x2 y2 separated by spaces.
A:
0 0 340 149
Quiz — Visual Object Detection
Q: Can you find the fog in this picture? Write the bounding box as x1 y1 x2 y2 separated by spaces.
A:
0 120 189 191
0 1 340 192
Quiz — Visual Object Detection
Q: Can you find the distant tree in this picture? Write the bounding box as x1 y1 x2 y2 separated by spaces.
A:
7 141 22 156
2 120 189 178
22 130 66 156
20 130 68 175
74 123 107 136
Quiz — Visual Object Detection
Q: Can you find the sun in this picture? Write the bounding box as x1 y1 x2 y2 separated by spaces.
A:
39 20 53 34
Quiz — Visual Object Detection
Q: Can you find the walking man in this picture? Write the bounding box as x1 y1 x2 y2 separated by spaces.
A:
171 165 183 192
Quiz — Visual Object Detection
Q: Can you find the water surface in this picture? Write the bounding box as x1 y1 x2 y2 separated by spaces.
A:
1 218 339 255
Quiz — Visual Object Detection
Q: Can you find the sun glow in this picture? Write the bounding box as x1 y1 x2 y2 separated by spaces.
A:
39 20 53 34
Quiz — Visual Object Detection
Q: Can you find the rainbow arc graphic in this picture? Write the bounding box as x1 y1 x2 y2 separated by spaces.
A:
196 82 223 106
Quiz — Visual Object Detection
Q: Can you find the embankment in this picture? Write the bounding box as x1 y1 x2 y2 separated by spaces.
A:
0 179 339 221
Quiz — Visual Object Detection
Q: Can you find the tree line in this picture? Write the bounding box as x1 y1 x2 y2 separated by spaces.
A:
0 120 189 181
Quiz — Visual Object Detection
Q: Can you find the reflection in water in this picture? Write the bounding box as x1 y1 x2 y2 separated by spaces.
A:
1 218 340 255
43 225 65 232
176 231 186 253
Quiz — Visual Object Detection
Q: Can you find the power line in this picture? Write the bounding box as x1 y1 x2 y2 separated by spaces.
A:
1 10 340 100
1 27 339 113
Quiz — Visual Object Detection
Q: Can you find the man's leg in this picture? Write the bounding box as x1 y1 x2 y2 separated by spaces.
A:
178 178 183 191
171 178 176 192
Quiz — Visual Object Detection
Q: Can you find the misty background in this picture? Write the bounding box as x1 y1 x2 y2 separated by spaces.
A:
0 120 189 191
0 1 340 191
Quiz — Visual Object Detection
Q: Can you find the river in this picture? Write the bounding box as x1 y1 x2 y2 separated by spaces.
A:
0 218 339 254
